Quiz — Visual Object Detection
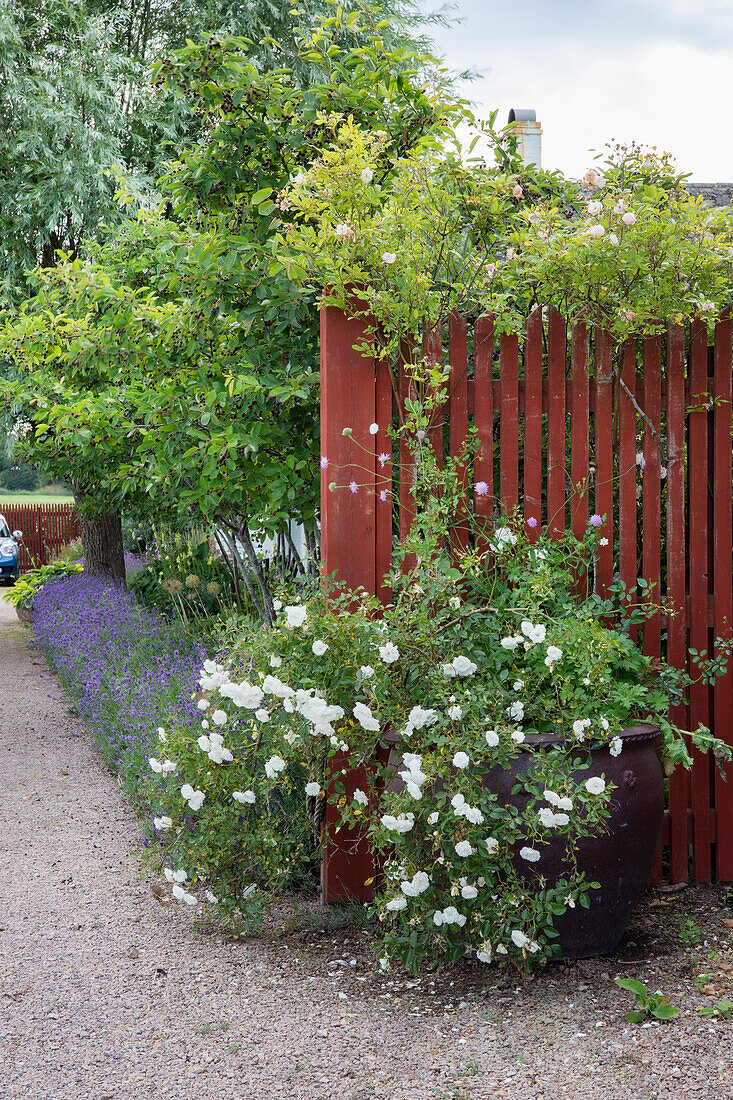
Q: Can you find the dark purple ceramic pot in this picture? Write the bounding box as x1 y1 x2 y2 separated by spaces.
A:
386 724 664 959
487 724 664 958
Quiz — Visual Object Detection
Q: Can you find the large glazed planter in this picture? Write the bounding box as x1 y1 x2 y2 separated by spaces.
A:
386 723 664 960
486 723 664 959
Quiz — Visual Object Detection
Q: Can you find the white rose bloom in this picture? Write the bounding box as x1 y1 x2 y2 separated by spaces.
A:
464 806 484 825
148 757 163 773
262 675 294 699
452 751 470 769
161 760 177 775
233 790 255 804
543 789 560 807
198 735 211 752
197 699 208 711
353 788 368 805
545 645 563 669
153 816 173 830
558 796 574 812
305 781 322 797
447 705 463 721
477 947 492 963
361 166 374 183
511 929 531 949
220 680 264 710
490 527 517 552
401 871 430 897
438 906 467 927
284 604 308 628
461 884 478 900
382 252 397 264
353 702 380 732
484 836 499 854
500 635 523 651
538 807 557 828
378 642 400 663
386 896 407 911
269 655 282 668
427 811 439 825
507 701 524 722
312 640 329 656
405 780 423 800
513 680 524 691
455 840 474 857
209 709 226 726
519 846 541 863
273 599 283 611
587 199 603 216
255 709 270 723
206 890 218 904
451 792 466 811
265 755 286 779
609 736 623 757
520 620 546 644
554 812 570 826
359 665 375 678
496 943 508 955
485 730 500 747
449 596 461 610
186 790 205 812
572 718 591 739
380 812 415 834
585 777 606 795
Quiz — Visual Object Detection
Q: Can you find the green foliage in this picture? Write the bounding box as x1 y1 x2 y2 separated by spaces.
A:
3 561 83 608
614 977 680 1022
698 998 733 1020
280 124 733 361
128 527 234 621
678 916 702 947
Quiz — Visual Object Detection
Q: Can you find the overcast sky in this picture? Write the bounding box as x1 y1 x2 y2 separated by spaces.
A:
418 0 733 180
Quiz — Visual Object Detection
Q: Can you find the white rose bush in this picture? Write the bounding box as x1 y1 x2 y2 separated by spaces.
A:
143 435 730 975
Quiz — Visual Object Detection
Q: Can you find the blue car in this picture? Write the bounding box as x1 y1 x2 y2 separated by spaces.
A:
0 514 22 585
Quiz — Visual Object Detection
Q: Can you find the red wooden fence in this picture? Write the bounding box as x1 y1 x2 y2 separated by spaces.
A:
0 501 80 573
321 303 733 898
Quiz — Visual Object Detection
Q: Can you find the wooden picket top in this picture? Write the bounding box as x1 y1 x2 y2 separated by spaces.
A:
0 501 80 573
320 303 733 899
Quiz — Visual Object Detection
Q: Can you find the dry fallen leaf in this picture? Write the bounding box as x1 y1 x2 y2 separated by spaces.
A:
721 918 733 928
700 984 718 995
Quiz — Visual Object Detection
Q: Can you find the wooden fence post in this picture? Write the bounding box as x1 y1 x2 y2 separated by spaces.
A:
320 302 381 903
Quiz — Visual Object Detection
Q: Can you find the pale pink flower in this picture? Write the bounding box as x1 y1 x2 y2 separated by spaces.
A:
379 490 387 502
320 455 329 469
589 514 602 526
335 223 355 239
474 481 489 497
621 212 636 226
586 223 605 238
378 452 389 467
583 168 606 190
512 183 523 198
526 516 538 528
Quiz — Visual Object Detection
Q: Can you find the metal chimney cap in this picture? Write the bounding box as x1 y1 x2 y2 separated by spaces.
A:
508 108 537 123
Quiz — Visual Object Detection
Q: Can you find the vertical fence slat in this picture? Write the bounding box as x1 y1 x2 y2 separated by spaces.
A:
524 308 543 538
570 323 590 600
618 340 638 644
0 500 79 573
547 308 567 534
473 314 494 554
666 324 691 883
714 314 733 879
499 332 519 513
423 320 444 469
642 336 662 660
375 357 393 604
399 348 417 563
594 328 614 596
689 320 712 882
449 312 469 557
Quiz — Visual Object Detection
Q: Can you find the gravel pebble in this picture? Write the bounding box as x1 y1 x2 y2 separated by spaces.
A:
1 597 732 1098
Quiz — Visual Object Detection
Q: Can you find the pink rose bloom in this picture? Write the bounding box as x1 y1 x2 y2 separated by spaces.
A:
621 212 636 226
512 184 523 198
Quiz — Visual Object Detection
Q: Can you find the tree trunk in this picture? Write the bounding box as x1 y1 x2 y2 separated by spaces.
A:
73 484 126 582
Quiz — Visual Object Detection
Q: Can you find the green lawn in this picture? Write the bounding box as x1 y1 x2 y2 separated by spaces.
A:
0 490 74 504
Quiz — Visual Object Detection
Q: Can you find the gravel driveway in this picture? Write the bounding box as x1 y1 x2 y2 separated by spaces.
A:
1 595 732 1099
